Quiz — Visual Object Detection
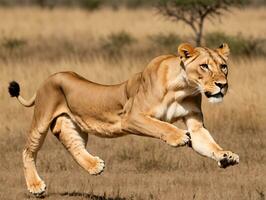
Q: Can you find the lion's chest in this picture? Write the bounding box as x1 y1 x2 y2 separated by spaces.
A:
153 89 200 122
154 102 189 122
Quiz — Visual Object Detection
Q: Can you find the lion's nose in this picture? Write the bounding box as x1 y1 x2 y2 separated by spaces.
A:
215 82 227 89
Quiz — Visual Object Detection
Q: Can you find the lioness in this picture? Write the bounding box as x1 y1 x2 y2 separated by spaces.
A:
9 43 239 196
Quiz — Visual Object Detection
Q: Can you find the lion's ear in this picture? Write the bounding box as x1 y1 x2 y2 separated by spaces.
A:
216 43 230 59
178 43 195 60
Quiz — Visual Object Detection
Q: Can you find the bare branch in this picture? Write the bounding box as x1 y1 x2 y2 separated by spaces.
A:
157 0 246 46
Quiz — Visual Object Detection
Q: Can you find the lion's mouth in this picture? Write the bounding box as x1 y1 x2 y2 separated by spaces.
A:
204 92 224 99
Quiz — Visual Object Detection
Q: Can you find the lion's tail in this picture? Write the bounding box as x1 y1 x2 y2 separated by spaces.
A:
8 81 36 107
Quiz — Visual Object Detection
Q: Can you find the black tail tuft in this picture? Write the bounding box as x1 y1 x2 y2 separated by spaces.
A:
8 81 20 97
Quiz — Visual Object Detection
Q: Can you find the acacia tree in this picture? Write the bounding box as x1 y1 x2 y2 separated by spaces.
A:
157 0 247 46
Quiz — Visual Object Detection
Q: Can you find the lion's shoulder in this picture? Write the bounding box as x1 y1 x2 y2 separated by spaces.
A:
147 54 176 68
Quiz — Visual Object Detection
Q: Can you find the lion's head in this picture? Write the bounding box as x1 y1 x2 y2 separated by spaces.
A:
178 43 230 103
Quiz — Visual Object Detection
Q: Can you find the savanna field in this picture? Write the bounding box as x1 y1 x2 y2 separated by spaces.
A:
0 6 266 200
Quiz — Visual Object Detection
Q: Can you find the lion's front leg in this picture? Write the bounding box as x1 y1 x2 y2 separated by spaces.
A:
123 114 191 147
185 114 239 168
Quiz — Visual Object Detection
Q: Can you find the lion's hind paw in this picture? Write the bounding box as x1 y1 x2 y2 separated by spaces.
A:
88 156 105 175
27 180 46 197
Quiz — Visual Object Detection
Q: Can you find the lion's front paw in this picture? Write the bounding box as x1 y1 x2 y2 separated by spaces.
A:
216 151 239 168
163 132 191 147
27 179 46 197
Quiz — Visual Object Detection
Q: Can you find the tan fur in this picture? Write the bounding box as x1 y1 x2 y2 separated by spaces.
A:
12 43 239 196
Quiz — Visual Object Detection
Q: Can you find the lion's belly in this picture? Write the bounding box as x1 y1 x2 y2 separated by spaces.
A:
71 112 126 138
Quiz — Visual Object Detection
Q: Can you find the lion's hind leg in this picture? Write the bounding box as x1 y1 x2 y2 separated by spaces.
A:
51 115 105 175
23 121 48 196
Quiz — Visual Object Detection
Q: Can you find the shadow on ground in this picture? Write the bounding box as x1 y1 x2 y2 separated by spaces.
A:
25 192 127 200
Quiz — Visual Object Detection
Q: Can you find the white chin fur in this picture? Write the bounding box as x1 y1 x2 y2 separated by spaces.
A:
208 97 223 103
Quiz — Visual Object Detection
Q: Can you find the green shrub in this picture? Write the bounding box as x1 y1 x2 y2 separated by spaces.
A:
104 0 156 9
2 37 27 50
80 0 102 10
205 32 266 56
149 33 181 53
101 31 136 57
0 0 12 6
124 0 156 8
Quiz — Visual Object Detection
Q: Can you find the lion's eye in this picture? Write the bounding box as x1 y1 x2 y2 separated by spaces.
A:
200 64 209 70
220 64 228 73
220 64 227 69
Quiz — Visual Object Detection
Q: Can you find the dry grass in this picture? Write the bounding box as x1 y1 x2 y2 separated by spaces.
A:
0 6 266 200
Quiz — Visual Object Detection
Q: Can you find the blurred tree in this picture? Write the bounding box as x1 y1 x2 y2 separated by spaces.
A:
157 0 248 46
